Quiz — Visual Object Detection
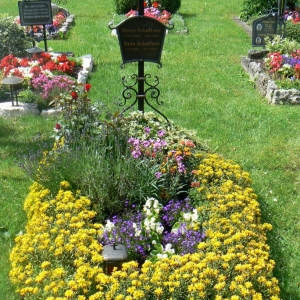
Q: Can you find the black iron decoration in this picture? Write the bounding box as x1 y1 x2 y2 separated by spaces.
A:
109 0 173 123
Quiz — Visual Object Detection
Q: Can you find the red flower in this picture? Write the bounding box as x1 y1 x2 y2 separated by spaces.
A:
70 91 78 99
42 61 57 71
55 123 61 130
19 58 29 67
84 83 92 91
152 1 159 8
144 1 147 7
57 55 68 63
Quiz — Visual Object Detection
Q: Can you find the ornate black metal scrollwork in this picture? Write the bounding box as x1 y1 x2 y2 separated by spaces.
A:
119 73 170 124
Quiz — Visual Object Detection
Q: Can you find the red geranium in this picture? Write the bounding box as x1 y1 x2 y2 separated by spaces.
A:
70 91 78 99
152 1 159 8
84 83 92 91
19 58 29 67
55 123 62 130
57 55 69 63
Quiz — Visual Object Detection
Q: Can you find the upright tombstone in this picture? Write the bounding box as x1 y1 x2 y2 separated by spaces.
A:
252 14 277 47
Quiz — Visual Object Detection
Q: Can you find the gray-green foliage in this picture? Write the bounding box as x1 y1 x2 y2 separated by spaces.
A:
265 35 300 53
285 21 300 43
0 15 32 59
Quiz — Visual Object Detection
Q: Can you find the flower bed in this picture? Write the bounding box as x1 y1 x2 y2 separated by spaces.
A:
15 3 75 41
241 51 300 105
0 52 93 112
10 108 281 299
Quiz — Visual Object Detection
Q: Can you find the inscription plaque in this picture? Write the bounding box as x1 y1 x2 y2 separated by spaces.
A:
18 0 53 26
116 16 167 65
252 14 277 47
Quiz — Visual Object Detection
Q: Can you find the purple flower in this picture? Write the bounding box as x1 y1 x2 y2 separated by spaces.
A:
144 127 151 135
163 224 205 255
158 129 166 137
155 172 162 179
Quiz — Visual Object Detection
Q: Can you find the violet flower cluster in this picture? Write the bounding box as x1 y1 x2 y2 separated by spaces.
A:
282 55 300 68
161 198 194 228
32 74 76 100
163 223 206 255
99 197 205 263
128 136 168 159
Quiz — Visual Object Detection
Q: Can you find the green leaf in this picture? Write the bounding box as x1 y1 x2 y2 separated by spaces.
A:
0 226 11 238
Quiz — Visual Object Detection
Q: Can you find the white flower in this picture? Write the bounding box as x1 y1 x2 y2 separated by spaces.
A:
105 220 114 232
152 240 157 245
134 229 142 237
157 253 168 260
183 212 191 221
191 209 198 222
156 225 164 234
164 243 174 254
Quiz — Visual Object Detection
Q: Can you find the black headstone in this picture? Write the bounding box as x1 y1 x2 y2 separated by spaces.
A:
252 14 277 47
116 16 167 65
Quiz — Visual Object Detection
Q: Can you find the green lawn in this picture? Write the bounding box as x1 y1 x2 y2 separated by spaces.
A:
1 0 300 298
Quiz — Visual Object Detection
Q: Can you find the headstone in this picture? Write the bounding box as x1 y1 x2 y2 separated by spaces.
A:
18 0 53 26
115 16 168 65
252 14 277 47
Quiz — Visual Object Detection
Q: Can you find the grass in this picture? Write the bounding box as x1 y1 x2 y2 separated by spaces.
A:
1 0 300 299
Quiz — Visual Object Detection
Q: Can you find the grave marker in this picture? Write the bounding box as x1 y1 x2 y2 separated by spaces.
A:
252 14 277 47
109 0 173 123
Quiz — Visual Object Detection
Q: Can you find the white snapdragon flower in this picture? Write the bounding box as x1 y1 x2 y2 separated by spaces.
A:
164 243 175 254
157 253 168 259
156 225 164 234
105 220 114 232
191 209 198 222
183 212 191 221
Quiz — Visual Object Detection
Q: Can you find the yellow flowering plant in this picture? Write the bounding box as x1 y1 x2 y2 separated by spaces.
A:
10 153 281 299
10 111 281 299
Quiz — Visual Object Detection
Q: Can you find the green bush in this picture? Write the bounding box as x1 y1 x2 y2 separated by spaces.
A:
239 0 298 22
0 15 32 59
285 21 300 43
265 34 300 53
161 0 181 14
114 0 139 14
114 0 181 15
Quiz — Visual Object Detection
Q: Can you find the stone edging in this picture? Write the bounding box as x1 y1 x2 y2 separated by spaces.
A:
241 52 300 105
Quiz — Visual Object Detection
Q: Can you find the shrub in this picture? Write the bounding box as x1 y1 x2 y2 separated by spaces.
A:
239 0 273 21
160 0 181 14
265 34 300 53
114 0 181 15
239 0 298 22
285 21 300 43
114 0 139 14
0 15 32 59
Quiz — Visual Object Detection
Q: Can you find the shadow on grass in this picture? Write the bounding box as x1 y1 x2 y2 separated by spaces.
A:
258 195 300 300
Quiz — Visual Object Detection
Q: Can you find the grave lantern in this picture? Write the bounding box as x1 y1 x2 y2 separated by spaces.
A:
102 244 128 275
